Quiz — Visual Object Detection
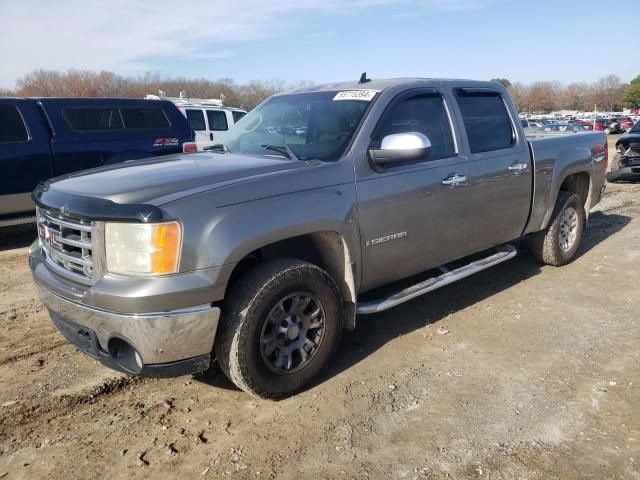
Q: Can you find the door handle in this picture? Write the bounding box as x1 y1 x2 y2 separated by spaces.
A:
508 162 527 171
441 174 467 186
210 132 214 141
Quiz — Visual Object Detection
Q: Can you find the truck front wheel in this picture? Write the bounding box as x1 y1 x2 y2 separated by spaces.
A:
530 191 585 266
215 259 343 399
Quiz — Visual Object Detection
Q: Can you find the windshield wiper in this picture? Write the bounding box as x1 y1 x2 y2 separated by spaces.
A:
261 144 299 160
206 143 229 153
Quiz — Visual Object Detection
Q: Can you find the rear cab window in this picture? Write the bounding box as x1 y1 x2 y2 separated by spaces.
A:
454 90 515 153
375 93 456 161
63 106 170 131
121 108 170 129
64 108 123 131
0 105 29 142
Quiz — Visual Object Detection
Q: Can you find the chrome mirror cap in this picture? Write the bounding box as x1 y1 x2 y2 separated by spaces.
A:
380 132 432 151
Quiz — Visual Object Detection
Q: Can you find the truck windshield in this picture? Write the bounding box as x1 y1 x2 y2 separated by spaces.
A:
215 91 374 161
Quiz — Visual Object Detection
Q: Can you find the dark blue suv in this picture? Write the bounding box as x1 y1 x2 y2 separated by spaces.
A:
0 98 194 226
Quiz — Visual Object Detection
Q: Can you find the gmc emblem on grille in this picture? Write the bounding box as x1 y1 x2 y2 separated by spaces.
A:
40 225 63 249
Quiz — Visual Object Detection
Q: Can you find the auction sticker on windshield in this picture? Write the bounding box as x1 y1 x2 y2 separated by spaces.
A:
333 90 378 101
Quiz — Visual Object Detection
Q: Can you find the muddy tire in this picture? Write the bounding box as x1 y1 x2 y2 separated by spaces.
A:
530 191 585 266
215 259 343 400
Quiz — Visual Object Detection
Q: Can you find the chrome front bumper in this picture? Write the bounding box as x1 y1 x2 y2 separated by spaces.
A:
30 239 221 376
37 286 220 367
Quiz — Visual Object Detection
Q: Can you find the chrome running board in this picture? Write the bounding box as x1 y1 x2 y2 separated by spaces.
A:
356 245 517 314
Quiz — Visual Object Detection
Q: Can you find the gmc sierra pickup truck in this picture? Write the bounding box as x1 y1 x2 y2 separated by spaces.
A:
29 78 608 399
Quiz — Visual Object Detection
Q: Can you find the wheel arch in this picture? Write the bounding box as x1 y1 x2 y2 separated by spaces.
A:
225 230 359 330
540 169 592 231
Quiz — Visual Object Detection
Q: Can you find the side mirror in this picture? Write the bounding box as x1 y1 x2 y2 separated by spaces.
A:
369 132 432 170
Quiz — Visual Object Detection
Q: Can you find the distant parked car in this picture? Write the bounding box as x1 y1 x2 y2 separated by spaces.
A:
0 97 195 227
520 118 529 128
615 117 635 132
537 122 589 133
572 119 594 131
593 118 624 134
607 122 640 182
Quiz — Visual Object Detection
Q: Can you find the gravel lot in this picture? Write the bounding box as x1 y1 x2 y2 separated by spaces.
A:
1 137 639 479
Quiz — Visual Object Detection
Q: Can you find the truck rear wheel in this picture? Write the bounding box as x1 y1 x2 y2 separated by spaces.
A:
530 191 585 266
215 259 343 399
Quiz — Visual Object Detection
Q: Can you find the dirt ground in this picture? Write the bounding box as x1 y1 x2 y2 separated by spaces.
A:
1 137 639 479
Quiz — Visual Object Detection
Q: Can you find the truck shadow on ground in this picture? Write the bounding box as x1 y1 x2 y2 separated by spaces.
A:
320 210 631 389
0 224 37 252
196 211 631 394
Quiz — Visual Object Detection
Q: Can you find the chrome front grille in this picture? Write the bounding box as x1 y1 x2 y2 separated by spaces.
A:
37 207 94 280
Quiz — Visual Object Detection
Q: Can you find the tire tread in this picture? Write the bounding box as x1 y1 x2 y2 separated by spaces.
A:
215 259 341 399
530 191 584 266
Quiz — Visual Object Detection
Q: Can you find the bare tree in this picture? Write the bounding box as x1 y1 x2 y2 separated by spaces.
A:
589 74 627 111
12 69 303 109
524 82 557 112
559 82 590 110
507 82 527 112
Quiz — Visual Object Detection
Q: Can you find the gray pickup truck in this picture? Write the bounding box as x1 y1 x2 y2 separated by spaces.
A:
29 78 607 399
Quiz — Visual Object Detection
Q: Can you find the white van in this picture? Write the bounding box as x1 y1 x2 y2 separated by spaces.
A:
179 105 246 151
145 95 246 151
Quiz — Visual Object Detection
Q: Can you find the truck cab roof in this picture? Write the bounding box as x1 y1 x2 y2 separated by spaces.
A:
285 78 502 95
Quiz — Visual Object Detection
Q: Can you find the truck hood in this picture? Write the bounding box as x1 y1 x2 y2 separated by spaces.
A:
45 152 309 206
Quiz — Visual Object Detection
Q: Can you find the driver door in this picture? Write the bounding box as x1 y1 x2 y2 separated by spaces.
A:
356 90 477 291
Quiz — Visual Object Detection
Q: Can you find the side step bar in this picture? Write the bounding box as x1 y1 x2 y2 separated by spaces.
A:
356 245 517 314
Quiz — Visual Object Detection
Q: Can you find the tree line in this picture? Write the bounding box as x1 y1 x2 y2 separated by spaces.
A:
1 69 639 112
492 74 640 113
0 69 313 110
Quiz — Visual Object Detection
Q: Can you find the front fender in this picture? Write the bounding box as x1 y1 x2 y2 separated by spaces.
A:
168 182 361 275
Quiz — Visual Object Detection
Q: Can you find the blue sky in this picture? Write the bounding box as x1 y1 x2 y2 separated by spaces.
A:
1 0 637 88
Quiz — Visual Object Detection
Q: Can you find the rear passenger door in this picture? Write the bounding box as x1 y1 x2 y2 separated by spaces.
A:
0 100 52 216
451 88 532 251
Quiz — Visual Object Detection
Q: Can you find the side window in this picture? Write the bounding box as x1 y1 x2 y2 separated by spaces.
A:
207 110 228 131
232 111 246 123
0 105 29 142
376 94 455 160
455 92 514 153
64 108 124 131
185 109 206 131
120 108 170 129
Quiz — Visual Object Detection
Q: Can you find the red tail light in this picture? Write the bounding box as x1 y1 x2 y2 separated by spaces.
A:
183 142 198 154
603 141 608 170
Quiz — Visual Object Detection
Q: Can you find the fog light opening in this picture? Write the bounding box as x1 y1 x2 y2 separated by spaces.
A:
108 337 143 374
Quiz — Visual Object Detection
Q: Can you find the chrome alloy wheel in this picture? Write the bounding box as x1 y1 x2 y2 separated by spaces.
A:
559 206 578 252
260 292 326 375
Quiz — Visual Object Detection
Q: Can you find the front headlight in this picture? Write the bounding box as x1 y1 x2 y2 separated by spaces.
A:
105 221 182 276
